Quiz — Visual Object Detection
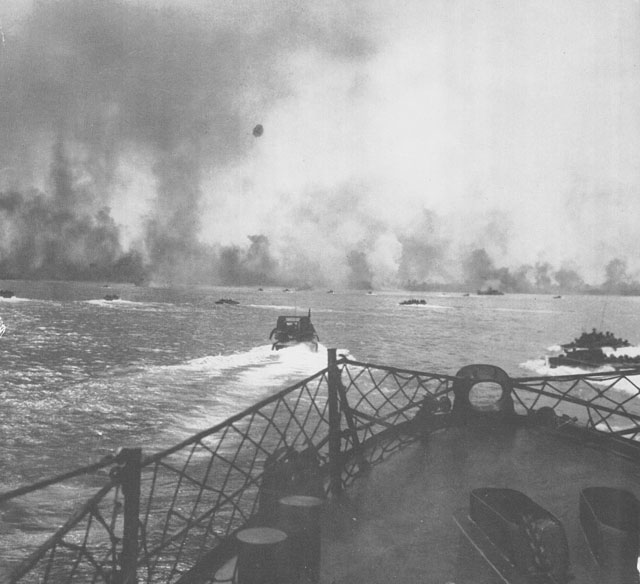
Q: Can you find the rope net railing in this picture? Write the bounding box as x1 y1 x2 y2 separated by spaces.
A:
336 358 456 484
4 355 640 584
0 454 126 584
5 484 125 584
134 368 332 583
511 368 640 439
3 368 332 584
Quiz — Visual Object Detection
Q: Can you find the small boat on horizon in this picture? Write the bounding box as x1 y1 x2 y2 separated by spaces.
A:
399 298 426 305
215 298 239 305
477 287 504 296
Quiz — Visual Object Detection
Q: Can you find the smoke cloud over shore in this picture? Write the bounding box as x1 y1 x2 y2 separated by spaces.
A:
0 0 638 293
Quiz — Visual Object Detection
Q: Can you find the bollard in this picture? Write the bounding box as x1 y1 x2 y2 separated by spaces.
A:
236 527 289 584
277 495 323 583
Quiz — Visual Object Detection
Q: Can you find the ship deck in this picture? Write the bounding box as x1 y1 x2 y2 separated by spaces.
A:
319 421 640 584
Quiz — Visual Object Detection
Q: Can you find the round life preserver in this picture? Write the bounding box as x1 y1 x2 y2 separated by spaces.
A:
451 363 514 417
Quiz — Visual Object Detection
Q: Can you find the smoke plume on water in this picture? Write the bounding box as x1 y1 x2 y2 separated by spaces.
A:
0 0 638 292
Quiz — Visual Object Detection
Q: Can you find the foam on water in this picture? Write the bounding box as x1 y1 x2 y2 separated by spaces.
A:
596 374 640 397
545 343 640 357
164 343 350 386
519 357 615 377
0 296 30 302
602 345 640 357
493 307 557 314
519 358 640 397
398 303 453 311
525 342 640 380
85 298 165 310
165 343 351 436
247 304 298 311
166 344 277 374
248 304 345 314
235 343 339 387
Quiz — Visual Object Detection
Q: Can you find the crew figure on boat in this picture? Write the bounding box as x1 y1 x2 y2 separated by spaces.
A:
269 309 319 351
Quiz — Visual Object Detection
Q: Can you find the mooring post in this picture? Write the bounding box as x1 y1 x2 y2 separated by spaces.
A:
278 495 323 583
327 348 342 497
236 527 289 584
119 447 142 584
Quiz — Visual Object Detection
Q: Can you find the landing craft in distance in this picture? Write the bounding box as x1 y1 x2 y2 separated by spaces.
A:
252 124 263 137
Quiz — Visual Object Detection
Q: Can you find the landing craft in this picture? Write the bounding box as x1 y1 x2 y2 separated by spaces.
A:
252 124 263 137
269 309 319 351
548 328 639 369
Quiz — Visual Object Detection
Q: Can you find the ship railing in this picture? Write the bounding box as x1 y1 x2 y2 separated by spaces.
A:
0 351 452 584
335 356 456 485
511 367 640 442
3 354 640 584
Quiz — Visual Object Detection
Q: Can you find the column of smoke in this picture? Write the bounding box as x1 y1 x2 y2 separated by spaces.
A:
0 0 380 288
0 0 301 285
0 0 636 293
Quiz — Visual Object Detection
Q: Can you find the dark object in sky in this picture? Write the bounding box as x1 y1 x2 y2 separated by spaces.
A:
252 124 264 137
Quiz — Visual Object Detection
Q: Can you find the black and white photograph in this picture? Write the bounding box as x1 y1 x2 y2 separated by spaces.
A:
1 1 640 582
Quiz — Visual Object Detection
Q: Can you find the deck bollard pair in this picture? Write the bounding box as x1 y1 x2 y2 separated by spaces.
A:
235 495 323 584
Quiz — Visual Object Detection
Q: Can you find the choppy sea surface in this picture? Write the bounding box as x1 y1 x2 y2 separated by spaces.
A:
2 281 640 485
2 280 640 568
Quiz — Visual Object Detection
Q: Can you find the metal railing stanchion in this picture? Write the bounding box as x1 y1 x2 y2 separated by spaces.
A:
327 348 343 497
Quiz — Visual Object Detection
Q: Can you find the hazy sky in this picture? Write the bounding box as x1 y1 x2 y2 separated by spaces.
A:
0 0 638 287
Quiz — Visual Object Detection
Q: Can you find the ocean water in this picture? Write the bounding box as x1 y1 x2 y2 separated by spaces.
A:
3 281 640 573
2 281 640 489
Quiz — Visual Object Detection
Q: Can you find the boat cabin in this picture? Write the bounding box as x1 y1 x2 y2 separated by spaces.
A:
270 311 319 350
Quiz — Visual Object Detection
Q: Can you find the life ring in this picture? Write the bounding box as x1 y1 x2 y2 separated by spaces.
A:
451 364 514 418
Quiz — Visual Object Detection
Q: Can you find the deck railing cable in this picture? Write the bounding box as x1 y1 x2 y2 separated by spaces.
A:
3 356 640 584
511 367 640 439
0 456 119 506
